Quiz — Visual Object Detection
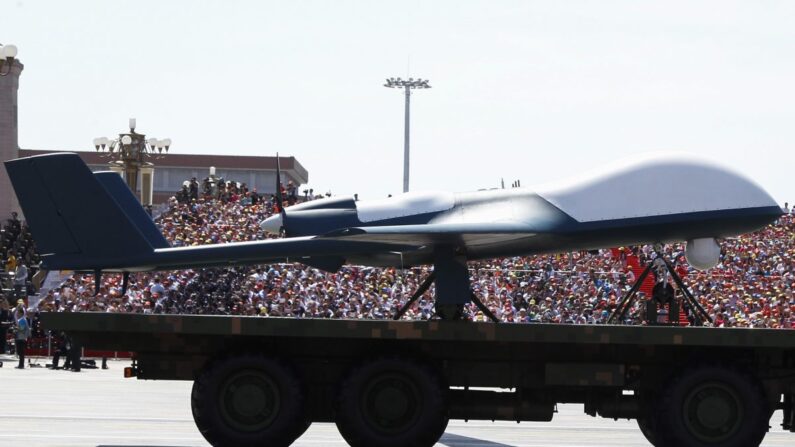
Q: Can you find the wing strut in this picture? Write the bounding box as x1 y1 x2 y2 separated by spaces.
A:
393 271 436 320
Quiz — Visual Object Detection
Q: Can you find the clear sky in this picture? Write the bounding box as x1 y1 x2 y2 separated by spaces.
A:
3 1 794 203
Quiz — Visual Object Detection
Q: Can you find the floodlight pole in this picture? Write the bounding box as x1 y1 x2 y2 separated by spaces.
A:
384 77 431 193
403 87 411 193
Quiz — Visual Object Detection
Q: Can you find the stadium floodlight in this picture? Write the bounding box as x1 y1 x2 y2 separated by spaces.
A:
0 43 19 77
383 76 432 193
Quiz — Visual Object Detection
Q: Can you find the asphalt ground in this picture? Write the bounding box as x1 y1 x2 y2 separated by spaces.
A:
0 356 792 447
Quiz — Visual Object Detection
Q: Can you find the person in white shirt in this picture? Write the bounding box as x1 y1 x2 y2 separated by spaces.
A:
149 277 166 296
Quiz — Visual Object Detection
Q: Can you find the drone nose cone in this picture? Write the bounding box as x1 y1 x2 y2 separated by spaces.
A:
260 214 283 234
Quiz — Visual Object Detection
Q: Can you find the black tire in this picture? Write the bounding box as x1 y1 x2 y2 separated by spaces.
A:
637 393 659 446
191 353 306 447
637 417 657 446
335 357 449 447
293 418 312 441
655 366 770 447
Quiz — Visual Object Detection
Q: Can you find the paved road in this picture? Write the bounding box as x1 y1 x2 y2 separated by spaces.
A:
0 357 791 446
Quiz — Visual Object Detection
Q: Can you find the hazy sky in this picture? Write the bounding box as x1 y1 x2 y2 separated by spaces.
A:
3 1 794 203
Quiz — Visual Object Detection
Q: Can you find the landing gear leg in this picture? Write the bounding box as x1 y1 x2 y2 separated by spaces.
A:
433 246 471 312
392 246 498 322
657 255 712 325
470 292 499 323
608 262 655 324
609 248 712 326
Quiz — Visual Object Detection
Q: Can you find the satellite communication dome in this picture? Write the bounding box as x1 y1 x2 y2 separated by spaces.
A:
686 238 721 271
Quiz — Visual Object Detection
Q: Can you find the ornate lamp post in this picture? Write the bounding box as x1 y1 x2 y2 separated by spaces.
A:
93 118 171 205
384 77 431 193
0 44 18 77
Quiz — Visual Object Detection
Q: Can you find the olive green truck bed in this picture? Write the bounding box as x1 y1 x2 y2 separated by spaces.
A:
41 312 795 447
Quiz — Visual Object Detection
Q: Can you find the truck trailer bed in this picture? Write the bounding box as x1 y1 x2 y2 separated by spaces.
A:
39 312 795 447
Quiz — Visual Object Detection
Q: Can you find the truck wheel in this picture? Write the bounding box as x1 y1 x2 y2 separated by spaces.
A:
191 354 306 447
655 366 769 447
293 419 312 441
637 395 659 446
335 357 449 447
637 417 657 446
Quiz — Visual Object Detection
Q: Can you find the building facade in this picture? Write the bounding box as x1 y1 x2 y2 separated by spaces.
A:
18 150 309 205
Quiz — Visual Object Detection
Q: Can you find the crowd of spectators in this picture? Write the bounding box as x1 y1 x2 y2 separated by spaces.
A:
1 211 38 296
10 176 795 330
1 211 40 357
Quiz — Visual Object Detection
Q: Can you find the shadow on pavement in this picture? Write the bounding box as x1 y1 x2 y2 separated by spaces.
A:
95 433 517 447
439 432 516 447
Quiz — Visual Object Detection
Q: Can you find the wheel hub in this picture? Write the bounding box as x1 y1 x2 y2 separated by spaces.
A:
684 382 743 442
219 369 280 432
362 373 422 434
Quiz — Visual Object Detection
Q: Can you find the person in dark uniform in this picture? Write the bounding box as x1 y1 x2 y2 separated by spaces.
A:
49 331 68 369
69 336 81 372
0 299 11 355
62 335 72 371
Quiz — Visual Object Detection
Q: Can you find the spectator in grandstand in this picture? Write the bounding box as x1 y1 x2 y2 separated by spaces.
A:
189 178 199 201
0 300 10 354
149 276 165 296
175 183 191 204
287 181 297 204
0 212 39 281
4 250 16 273
7 212 20 236
0 231 7 262
14 262 27 296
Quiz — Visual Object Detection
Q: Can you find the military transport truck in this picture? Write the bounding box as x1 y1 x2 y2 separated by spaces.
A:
40 312 795 447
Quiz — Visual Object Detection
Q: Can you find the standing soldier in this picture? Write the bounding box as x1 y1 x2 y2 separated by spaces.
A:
69 335 82 372
12 304 30 369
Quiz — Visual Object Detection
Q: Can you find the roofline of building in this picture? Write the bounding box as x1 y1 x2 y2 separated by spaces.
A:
18 149 309 185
